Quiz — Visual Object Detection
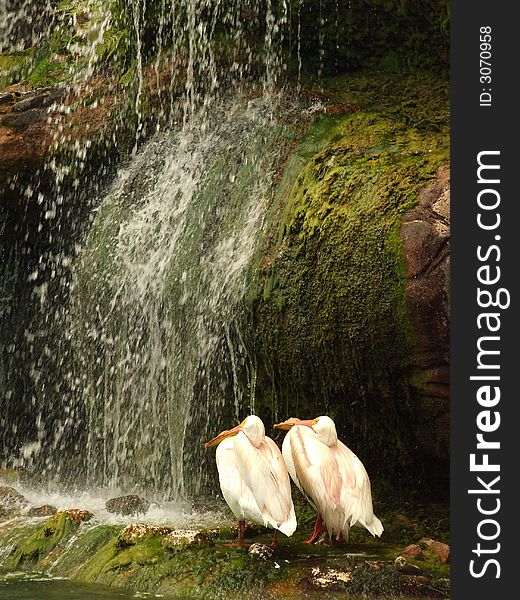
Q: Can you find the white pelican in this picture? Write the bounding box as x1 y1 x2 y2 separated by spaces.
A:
274 416 383 543
204 415 297 547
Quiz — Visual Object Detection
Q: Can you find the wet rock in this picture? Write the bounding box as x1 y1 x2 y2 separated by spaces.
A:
0 485 27 507
12 88 61 112
27 505 58 517
394 556 422 574
62 509 93 523
118 523 173 546
248 543 275 561
105 494 150 516
401 543 424 560
311 566 353 588
419 537 450 564
401 165 450 462
163 528 219 551
0 504 21 520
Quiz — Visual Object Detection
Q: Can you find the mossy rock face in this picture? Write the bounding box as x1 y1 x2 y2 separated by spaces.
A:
0 515 450 598
2 510 91 570
250 71 449 488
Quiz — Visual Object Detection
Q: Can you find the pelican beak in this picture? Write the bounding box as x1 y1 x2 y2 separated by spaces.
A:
204 423 242 448
274 417 317 430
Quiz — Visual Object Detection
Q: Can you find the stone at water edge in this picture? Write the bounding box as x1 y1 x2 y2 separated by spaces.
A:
0 486 28 519
0 485 28 506
164 529 220 551
62 509 94 523
118 523 173 546
419 537 450 564
394 556 423 575
105 494 150 516
27 505 58 517
248 543 275 561
401 543 424 561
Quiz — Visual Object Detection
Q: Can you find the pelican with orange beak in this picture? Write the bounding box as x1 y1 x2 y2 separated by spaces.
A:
204 415 296 547
274 416 383 543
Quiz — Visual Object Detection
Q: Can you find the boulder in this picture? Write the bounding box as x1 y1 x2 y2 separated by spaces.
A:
0 485 27 507
419 537 450 564
105 495 150 516
163 528 219 551
118 523 173 546
401 543 424 561
62 509 93 523
401 166 450 462
248 542 275 561
27 505 58 517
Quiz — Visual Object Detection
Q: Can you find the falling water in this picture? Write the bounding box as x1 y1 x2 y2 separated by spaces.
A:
0 0 54 53
1 1 292 497
68 100 287 497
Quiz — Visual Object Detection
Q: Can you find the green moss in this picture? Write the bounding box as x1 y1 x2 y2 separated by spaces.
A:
0 52 34 88
0 507 450 597
251 71 449 485
2 512 83 570
50 525 121 578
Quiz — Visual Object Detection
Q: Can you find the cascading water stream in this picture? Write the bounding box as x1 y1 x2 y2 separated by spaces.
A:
69 99 287 497
0 0 296 498
2 0 348 498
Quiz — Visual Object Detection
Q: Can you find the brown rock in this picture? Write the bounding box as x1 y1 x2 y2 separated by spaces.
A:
419 537 450 564
400 165 450 462
402 543 424 560
63 509 93 523
163 528 219 551
105 494 150 516
119 523 173 545
0 485 27 506
0 505 21 520
27 504 58 517
248 542 275 561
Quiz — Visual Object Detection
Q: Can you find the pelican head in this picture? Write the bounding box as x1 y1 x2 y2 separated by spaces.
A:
204 415 265 449
274 415 338 447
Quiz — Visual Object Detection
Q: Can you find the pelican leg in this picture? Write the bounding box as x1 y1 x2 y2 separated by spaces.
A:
304 514 326 544
224 520 249 547
269 530 279 550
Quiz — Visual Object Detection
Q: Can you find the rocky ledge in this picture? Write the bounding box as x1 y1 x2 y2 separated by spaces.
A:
0 485 450 599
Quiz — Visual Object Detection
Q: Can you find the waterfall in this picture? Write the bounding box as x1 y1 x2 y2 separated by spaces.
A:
0 0 294 496
69 100 287 496
1 0 355 496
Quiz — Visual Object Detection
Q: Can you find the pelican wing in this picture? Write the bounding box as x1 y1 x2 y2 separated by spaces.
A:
215 437 263 523
289 426 342 533
234 431 296 536
332 440 383 537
